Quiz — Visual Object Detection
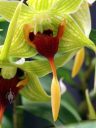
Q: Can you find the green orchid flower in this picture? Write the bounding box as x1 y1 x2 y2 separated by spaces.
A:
0 1 50 125
0 0 96 122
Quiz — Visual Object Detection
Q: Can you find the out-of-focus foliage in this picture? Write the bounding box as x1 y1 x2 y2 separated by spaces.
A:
90 29 96 44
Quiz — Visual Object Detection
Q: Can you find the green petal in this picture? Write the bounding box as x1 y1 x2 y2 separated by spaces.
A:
0 1 23 60
20 72 50 102
0 1 29 21
27 0 56 10
72 1 91 37
0 23 37 58
9 23 37 58
27 0 83 14
59 15 96 53
12 52 75 77
50 0 83 14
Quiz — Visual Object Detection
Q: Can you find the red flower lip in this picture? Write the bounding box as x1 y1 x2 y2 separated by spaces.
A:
31 31 59 58
24 20 65 59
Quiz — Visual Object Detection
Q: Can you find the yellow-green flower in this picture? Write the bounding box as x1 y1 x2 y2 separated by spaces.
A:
0 0 96 122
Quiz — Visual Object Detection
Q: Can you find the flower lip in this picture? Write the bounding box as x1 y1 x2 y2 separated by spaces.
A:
34 34 59 58
28 29 59 58
29 29 53 42
43 29 53 36
24 20 66 58
29 32 35 42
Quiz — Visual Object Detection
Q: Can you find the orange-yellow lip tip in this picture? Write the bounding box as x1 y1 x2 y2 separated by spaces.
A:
71 72 77 78
53 116 58 122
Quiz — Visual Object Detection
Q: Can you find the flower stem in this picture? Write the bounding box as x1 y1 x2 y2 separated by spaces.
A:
13 95 23 128
85 89 96 119
94 63 96 92
0 124 2 128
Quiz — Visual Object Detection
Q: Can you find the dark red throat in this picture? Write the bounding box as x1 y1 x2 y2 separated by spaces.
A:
0 76 21 121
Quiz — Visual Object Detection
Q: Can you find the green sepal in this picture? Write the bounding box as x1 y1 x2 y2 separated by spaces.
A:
0 1 23 60
20 72 50 102
12 52 75 77
0 1 29 21
59 15 96 53
72 1 91 37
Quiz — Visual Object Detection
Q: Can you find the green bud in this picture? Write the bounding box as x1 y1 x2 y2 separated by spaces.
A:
1 67 17 79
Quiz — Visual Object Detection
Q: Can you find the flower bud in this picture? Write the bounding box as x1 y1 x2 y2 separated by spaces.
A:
72 48 85 78
1 67 17 79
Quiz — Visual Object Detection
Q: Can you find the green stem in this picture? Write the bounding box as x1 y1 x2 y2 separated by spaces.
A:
79 89 96 115
79 63 95 114
85 89 96 119
93 63 96 92
13 95 23 128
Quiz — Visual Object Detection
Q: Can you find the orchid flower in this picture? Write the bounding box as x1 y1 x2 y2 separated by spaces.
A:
0 1 50 124
0 0 96 122
0 0 27 122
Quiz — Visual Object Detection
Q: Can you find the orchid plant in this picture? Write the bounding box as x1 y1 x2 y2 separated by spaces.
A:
0 0 96 127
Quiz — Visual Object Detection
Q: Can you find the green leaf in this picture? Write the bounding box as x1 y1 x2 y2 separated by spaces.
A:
21 91 81 124
0 21 9 45
57 67 76 86
59 15 96 53
20 72 50 102
90 29 96 44
64 121 96 128
72 1 91 37
2 116 13 128
60 92 81 123
85 89 96 119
